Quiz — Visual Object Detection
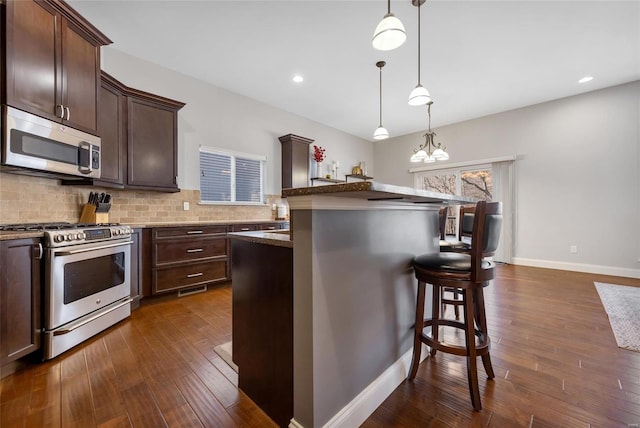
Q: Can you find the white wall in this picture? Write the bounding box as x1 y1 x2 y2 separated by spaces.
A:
374 81 640 277
100 48 374 194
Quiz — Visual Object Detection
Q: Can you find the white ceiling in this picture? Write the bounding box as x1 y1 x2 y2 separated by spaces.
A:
69 0 640 141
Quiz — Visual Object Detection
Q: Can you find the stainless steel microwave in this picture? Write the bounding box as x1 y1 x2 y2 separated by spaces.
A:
1 105 101 179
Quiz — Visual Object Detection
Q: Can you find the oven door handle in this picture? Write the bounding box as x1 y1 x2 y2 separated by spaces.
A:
53 298 133 336
55 240 133 256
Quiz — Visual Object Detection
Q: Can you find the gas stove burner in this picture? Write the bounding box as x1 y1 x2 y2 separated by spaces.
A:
0 222 71 231
0 222 122 231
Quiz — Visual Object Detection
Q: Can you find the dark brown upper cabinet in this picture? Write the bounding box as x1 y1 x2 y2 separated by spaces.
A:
63 72 185 192
279 134 313 191
3 0 111 135
95 71 127 187
127 89 185 192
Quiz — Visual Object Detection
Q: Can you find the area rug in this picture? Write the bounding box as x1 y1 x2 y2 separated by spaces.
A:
214 341 238 372
594 282 640 352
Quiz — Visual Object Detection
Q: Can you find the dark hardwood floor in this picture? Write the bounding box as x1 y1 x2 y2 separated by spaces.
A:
1 264 639 427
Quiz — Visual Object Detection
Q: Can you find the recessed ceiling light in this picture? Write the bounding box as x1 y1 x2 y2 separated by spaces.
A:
578 76 593 83
292 75 304 83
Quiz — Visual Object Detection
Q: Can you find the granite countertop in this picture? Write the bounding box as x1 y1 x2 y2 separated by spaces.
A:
228 230 292 249
0 231 44 241
127 219 288 228
283 181 476 205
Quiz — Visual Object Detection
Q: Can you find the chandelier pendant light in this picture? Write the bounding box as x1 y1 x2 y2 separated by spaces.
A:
410 101 449 162
373 61 389 140
408 0 431 106
372 0 407 51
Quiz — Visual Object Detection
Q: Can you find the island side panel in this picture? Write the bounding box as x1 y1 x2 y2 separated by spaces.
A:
292 208 438 427
231 239 293 427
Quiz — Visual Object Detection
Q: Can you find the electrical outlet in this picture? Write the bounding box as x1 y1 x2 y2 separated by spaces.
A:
570 245 578 254
183 201 190 211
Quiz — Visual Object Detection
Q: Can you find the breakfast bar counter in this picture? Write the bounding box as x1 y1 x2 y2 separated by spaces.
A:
230 182 473 428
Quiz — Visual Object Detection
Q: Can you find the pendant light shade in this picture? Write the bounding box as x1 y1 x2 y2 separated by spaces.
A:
373 126 389 140
372 0 406 51
408 85 431 106
408 0 430 106
373 61 389 140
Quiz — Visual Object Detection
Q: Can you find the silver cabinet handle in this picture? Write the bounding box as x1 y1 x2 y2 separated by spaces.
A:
266 226 276 230
187 272 203 278
35 243 43 260
187 248 203 253
65 106 70 121
187 230 203 234
240 228 250 231
57 104 65 119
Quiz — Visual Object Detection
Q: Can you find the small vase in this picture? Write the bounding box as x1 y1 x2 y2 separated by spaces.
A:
315 162 322 178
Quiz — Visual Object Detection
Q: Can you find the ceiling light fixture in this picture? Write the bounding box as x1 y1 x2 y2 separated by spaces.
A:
293 75 304 83
408 0 431 106
373 61 389 140
578 76 593 83
410 101 448 163
372 0 407 51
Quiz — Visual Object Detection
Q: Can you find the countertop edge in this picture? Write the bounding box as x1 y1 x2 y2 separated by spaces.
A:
228 230 293 248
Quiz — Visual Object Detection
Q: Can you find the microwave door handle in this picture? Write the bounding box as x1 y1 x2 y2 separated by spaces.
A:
78 141 93 174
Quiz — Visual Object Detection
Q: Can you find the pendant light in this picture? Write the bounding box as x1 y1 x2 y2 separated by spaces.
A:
373 61 389 140
408 0 431 106
372 0 407 51
410 101 449 162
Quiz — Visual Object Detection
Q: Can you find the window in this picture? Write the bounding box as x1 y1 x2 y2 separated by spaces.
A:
199 146 265 204
417 165 492 237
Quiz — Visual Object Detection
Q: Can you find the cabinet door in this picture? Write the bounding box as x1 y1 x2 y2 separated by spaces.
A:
5 0 60 121
60 18 100 134
127 97 179 191
130 229 142 309
0 239 41 365
97 74 126 185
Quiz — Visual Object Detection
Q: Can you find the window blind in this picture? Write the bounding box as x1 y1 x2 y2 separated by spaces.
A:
199 147 265 204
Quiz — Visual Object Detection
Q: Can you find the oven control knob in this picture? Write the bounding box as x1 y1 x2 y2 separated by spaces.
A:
66 234 74 241
78 232 86 240
114 229 121 236
54 235 64 243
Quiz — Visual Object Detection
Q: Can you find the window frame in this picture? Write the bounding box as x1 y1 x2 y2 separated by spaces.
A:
199 145 267 205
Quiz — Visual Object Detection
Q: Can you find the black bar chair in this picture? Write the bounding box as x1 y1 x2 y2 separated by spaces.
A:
409 200 503 411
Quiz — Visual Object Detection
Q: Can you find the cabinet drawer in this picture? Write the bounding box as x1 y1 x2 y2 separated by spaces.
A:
154 238 228 266
153 260 228 293
153 225 227 239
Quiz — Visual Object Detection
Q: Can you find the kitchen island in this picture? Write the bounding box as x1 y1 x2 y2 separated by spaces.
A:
230 182 474 428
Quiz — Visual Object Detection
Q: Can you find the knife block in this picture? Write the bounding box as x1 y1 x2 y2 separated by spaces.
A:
79 204 109 224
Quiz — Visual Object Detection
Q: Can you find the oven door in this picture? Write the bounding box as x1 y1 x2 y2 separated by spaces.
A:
46 238 132 330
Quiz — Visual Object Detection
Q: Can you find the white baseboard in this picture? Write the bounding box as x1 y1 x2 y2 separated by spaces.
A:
322 344 428 428
289 345 428 428
512 257 640 279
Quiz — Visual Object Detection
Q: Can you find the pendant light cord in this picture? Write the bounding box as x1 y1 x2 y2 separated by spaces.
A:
417 2 421 85
387 0 391 14
379 66 383 126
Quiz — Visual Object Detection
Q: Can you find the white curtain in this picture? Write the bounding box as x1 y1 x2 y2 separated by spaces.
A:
491 160 515 263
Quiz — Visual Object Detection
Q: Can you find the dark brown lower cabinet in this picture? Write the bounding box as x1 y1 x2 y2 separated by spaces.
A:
231 239 293 428
0 238 41 367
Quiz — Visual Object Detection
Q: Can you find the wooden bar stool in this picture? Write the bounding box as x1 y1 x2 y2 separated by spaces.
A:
409 201 503 411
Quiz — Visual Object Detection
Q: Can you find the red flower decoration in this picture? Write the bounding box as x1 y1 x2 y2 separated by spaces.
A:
313 145 326 162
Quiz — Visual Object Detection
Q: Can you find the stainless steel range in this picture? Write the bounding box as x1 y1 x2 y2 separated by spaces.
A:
1 222 133 359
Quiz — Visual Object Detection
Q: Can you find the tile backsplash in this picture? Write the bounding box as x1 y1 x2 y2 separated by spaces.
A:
0 173 285 224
